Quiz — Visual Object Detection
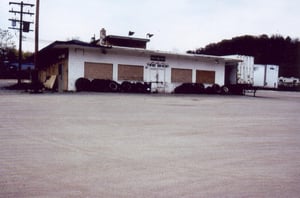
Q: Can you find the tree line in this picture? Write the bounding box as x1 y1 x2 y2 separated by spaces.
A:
188 35 300 78
2 28 300 79
0 28 33 78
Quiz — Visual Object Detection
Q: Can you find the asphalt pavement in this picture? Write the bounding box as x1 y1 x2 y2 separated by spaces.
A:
1 80 300 197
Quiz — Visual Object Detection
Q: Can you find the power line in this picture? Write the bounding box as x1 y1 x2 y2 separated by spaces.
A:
23 36 53 44
34 0 39 75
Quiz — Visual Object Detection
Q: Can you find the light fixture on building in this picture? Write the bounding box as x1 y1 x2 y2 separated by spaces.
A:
147 33 154 38
128 31 135 36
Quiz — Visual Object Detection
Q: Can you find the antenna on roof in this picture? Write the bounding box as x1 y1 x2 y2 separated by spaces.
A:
100 28 106 45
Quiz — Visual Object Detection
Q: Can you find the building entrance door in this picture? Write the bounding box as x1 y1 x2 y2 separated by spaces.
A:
148 63 166 93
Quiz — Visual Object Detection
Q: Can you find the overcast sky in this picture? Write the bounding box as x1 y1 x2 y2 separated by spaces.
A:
1 0 299 52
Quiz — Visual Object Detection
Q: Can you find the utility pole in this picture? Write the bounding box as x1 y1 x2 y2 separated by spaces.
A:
34 0 39 73
9 1 34 85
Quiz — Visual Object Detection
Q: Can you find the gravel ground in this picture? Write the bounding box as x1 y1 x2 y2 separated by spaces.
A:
0 80 300 197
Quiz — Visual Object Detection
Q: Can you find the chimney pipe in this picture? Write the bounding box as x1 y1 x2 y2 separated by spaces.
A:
100 28 106 45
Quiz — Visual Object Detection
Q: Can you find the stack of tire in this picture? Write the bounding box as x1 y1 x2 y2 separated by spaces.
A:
75 78 151 93
120 81 151 93
91 79 119 92
75 78 91 92
174 83 230 95
174 83 205 94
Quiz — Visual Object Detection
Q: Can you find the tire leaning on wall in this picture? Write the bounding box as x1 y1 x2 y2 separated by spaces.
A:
91 79 107 92
134 82 147 93
221 85 230 95
195 83 205 94
174 83 191 94
108 80 120 92
212 84 221 94
121 81 133 93
75 78 91 92
205 86 214 94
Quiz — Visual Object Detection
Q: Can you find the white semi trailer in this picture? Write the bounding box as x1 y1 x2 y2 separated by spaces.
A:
253 64 279 88
224 55 279 95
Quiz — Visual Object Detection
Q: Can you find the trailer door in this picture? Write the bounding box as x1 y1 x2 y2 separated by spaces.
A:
265 65 279 88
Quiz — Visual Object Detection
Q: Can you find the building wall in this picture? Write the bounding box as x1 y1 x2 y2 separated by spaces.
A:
67 47 225 92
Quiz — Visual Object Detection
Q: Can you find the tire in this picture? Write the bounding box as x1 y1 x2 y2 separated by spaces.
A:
108 81 120 92
121 81 132 92
189 83 197 94
221 86 230 94
91 79 106 92
75 78 91 92
195 83 205 94
228 85 244 95
174 83 187 94
212 84 221 94
144 82 151 93
205 86 214 94
174 83 196 94
135 82 146 93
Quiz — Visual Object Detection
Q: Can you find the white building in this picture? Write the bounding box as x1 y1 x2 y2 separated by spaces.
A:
37 30 240 93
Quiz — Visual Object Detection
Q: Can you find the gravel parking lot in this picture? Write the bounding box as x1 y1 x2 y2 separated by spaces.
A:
1 80 300 197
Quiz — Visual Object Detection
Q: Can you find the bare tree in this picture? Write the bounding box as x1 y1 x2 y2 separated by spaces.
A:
0 28 15 49
1 29 17 77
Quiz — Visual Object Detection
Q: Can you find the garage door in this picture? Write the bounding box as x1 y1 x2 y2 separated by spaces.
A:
196 70 215 84
171 68 192 83
84 62 113 79
118 64 143 81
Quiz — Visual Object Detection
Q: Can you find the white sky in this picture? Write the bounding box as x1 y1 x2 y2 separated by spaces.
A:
1 0 299 53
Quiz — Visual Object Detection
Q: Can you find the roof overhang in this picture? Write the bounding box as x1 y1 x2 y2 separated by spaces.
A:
107 46 242 63
37 40 111 69
37 40 241 68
